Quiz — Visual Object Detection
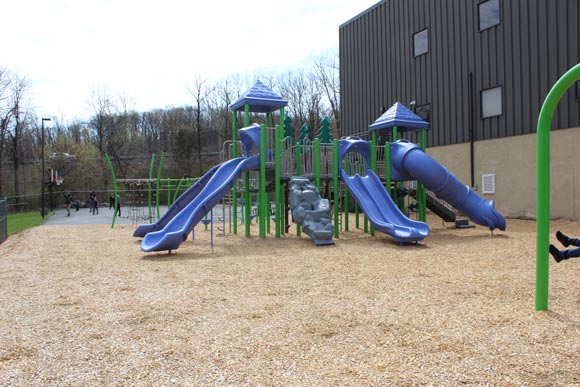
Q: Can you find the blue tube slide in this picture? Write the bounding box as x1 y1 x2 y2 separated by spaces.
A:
390 140 506 231
338 137 430 243
133 164 220 237
140 156 260 252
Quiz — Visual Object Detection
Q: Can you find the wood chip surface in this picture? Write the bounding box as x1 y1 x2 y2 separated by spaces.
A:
1 216 579 386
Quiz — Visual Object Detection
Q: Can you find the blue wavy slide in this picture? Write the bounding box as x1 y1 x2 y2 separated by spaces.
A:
338 137 430 243
390 140 506 231
133 164 220 238
140 156 260 252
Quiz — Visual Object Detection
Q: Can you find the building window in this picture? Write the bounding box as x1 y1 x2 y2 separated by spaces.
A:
479 0 500 31
481 86 502 118
413 29 428 57
415 104 431 123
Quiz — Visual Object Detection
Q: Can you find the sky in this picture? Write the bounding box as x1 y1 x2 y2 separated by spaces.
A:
2 0 379 122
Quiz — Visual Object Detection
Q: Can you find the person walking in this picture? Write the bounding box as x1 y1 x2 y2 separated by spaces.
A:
89 191 96 214
93 194 99 215
115 193 121 218
63 191 73 216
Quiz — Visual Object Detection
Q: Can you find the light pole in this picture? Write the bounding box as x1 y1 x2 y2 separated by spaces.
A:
41 117 51 218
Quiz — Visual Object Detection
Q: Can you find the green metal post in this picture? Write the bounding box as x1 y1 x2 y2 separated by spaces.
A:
314 138 321 189
344 184 349 232
370 132 377 236
295 143 301 236
232 111 238 235
148 154 156 223
155 151 165 220
104 152 118 228
333 139 339 238
274 123 281 238
392 126 399 210
536 63 580 311
418 128 427 222
355 160 360 229
259 124 267 238
385 140 391 191
244 104 251 238
276 107 285 236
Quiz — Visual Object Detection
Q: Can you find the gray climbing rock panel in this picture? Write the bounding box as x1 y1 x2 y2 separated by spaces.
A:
289 176 334 246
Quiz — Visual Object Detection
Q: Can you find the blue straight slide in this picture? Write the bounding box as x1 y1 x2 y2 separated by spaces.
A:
390 140 506 231
338 137 430 243
140 156 260 252
133 164 220 238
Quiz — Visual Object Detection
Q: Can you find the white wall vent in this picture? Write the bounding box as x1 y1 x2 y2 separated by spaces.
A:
482 174 496 194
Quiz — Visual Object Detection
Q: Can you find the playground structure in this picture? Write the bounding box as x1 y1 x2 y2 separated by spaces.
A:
131 80 505 253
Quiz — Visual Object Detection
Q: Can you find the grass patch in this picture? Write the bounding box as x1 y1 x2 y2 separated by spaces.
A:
7 212 46 235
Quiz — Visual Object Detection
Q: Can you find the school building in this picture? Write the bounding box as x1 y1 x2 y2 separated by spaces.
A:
339 0 580 219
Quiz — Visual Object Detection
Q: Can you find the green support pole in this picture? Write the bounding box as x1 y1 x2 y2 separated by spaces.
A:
370 132 377 236
155 151 165 220
384 140 391 191
232 111 238 235
295 143 301 236
173 177 187 203
355 160 360 229
104 152 118 228
166 178 171 207
418 128 427 222
333 139 339 238
344 184 349 232
266 113 272 236
536 63 580 311
259 124 267 238
244 104 251 238
275 108 284 237
314 138 321 189
392 126 399 210
148 154 156 223
280 109 286 235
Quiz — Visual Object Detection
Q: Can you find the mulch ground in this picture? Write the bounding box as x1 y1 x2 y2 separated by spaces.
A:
1 215 579 386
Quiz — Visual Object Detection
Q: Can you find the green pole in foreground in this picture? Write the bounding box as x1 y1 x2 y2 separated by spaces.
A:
104 152 118 228
536 63 580 311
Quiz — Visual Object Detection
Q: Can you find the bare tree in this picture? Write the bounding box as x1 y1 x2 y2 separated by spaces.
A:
1 72 32 204
187 75 210 175
87 85 114 153
277 69 324 135
311 49 341 137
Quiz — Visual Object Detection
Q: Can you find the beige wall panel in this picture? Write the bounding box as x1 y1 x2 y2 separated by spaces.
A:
424 127 580 220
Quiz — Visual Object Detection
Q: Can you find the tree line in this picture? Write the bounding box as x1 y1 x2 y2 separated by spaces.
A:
0 51 340 210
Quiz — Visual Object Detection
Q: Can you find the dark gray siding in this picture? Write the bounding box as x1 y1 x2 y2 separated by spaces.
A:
339 0 580 147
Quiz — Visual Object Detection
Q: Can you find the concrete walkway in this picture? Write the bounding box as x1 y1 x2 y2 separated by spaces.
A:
45 206 166 226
